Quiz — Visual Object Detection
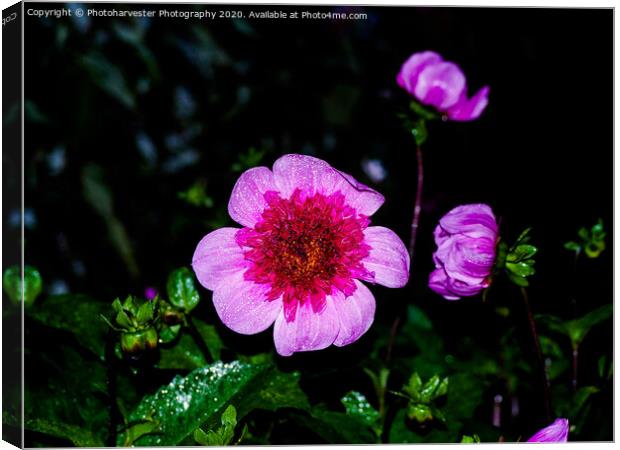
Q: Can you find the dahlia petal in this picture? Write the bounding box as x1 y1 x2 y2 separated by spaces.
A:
273 298 339 356
272 154 384 216
396 50 443 93
228 166 278 227
362 226 410 288
433 223 451 247
527 418 569 443
334 170 385 216
428 268 461 300
414 61 466 110
442 236 496 285
438 204 498 239
447 86 490 121
333 280 376 347
212 271 282 335
192 227 247 291
446 276 486 298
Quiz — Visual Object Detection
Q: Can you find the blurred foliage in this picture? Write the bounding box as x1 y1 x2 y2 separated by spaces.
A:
564 219 606 259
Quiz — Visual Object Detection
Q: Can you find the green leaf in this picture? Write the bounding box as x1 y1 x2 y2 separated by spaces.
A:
24 345 108 446
158 323 182 344
231 147 266 173
572 386 599 416
512 227 533 248
341 391 380 433
539 335 569 380
166 267 201 313
79 51 136 109
121 361 308 446
298 406 377 444
506 271 529 287
443 373 486 423
389 408 458 444
157 320 224 369
24 418 104 447
505 261 536 278
194 405 237 446
178 180 214 208
566 304 612 345
120 416 161 447
461 434 481 443
3 265 43 307
27 294 109 359
507 244 537 263
564 241 581 252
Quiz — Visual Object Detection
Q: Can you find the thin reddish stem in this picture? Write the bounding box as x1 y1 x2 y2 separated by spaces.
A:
408 145 424 261
520 287 552 422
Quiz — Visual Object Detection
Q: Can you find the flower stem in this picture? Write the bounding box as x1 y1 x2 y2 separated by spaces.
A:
408 144 424 261
187 316 213 364
385 316 401 363
105 330 120 446
570 250 580 391
572 345 579 392
520 287 552 422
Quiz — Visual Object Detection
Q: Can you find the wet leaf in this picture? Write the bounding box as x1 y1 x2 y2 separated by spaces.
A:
120 361 308 446
505 261 536 278
166 267 201 312
341 391 380 434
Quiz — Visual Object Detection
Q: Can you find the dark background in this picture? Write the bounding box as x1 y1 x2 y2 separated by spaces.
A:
22 3 612 443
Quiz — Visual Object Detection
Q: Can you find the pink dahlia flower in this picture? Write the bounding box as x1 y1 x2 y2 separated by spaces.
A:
527 418 569 443
397 50 490 121
192 154 410 356
429 204 498 300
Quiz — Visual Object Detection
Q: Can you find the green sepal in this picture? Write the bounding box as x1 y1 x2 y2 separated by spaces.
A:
120 327 158 354
407 403 433 423
409 99 439 121
115 309 133 329
411 119 428 146
136 299 156 323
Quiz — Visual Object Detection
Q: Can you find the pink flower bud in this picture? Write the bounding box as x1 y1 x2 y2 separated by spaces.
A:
397 51 490 121
429 204 498 300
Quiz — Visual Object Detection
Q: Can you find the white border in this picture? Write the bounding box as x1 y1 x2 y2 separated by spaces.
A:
0 1 615 450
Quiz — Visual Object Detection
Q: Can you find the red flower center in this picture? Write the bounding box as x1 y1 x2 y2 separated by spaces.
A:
236 189 373 321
